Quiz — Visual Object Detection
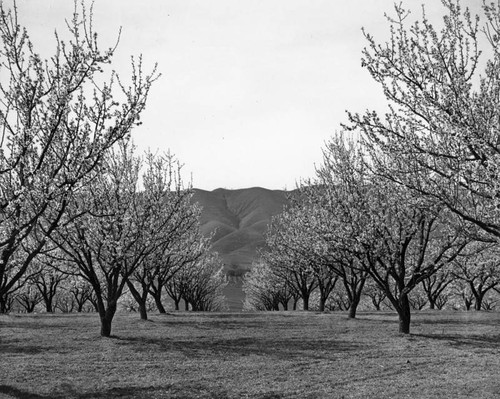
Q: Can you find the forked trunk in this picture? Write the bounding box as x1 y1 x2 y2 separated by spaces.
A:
126 281 149 320
474 294 484 311
98 301 117 338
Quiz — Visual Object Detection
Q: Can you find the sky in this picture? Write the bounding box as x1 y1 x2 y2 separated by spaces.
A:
7 0 486 190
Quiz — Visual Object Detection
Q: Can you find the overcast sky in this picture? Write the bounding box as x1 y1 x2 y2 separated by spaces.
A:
9 0 486 190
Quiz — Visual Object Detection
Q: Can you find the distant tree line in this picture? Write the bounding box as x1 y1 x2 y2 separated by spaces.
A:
244 0 500 334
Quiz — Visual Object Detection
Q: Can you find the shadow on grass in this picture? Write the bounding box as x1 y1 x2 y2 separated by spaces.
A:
417 318 500 327
0 344 48 355
152 318 269 331
415 333 500 349
0 383 233 399
118 335 359 360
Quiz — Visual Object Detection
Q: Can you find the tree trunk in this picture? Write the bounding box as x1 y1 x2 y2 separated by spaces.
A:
302 293 310 311
398 295 411 334
429 300 435 310
318 296 326 312
100 316 113 337
174 299 180 311
348 297 360 319
96 297 117 338
474 296 483 311
139 302 148 320
0 296 8 313
45 300 53 313
98 300 117 338
184 299 189 311
155 296 167 313
153 293 167 313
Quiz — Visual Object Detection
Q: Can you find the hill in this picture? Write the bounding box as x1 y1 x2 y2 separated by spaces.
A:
192 187 290 276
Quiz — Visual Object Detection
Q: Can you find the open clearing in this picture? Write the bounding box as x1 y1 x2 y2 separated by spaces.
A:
1 311 500 398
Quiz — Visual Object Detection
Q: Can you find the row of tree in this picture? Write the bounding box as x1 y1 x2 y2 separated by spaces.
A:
5 236 228 317
246 0 500 334
244 244 500 313
0 2 227 337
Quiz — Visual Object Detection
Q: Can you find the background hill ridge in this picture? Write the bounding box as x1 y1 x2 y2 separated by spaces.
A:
193 187 290 267
191 186 291 310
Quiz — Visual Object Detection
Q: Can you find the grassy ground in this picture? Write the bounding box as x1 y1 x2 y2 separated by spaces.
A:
1 311 500 398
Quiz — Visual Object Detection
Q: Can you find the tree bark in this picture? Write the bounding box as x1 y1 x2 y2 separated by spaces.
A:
398 294 411 334
100 316 113 337
138 302 148 320
98 300 117 337
126 280 148 320
154 294 167 313
0 296 8 313
348 297 360 319
302 293 310 311
474 295 484 311
44 300 53 313
318 296 326 312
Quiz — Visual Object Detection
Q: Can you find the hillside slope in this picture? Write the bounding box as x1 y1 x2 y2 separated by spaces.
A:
192 187 289 274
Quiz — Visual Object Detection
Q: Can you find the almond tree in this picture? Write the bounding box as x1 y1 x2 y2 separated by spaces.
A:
165 248 228 312
147 223 208 313
408 285 428 311
318 134 468 333
124 153 199 320
15 282 42 313
296 185 369 317
53 142 170 336
0 2 158 310
421 266 455 309
264 209 319 311
347 1 500 241
66 276 94 312
31 259 68 313
452 243 500 310
451 279 475 310
243 260 295 311
363 280 387 311
180 252 228 312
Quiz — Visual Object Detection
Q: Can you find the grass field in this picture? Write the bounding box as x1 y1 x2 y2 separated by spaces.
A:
1 311 500 398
